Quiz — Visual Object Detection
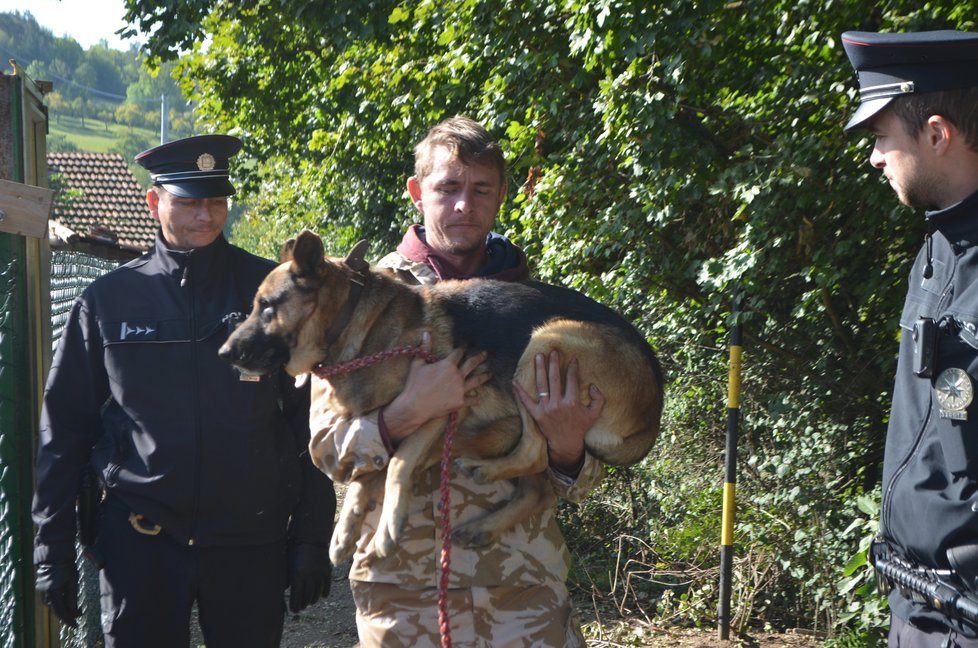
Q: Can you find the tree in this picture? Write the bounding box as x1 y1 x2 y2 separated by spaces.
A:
50 36 84 73
68 96 89 129
97 109 114 131
126 59 183 106
169 110 195 139
0 11 50 66
0 10 196 141
115 102 141 134
82 44 134 97
119 0 976 638
44 91 66 124
110 132 155 169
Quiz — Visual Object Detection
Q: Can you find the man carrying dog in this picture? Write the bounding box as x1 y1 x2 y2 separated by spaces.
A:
32 134 336 647
842 30 978 646
309 116 607 647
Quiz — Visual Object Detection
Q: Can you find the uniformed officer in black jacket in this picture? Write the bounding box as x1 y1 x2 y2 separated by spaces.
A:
32 135 337 647
842 30 978 647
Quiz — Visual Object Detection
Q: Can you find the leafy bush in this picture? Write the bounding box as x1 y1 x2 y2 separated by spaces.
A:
47 134 79 152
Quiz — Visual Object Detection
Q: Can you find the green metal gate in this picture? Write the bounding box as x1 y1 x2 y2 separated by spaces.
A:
0 70 55 647
0 212 37 648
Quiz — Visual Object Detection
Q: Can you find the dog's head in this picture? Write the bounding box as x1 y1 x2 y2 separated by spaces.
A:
218 230 370 377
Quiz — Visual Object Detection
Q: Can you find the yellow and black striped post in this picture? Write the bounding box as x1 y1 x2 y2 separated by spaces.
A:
718 287 743 640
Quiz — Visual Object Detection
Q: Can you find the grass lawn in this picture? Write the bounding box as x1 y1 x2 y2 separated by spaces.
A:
49 114 158 154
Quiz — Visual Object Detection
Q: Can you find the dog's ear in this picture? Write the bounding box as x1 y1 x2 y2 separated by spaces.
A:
344 240 370 275
279 237 297 263
290 230 326 277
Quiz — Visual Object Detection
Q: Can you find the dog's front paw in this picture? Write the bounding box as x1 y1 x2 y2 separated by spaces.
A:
328 478 380 565
330 530 357 565
372 524 397 558
370 505 409 558
330 503 368 565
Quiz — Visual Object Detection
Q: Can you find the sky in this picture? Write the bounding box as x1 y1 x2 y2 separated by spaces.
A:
0 0 139 51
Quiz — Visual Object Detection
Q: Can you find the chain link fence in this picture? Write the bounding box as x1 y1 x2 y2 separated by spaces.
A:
50 249 122 648
50 250 119 349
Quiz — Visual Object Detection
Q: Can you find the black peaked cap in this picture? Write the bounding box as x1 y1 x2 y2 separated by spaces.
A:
135 134 242 198
841 30 978 131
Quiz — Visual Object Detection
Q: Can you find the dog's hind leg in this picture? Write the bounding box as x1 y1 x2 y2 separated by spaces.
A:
454 412 549 483
372 418 446 559
452 473 555 548
330 471 384 565
454 339 574 483
478 319 661 475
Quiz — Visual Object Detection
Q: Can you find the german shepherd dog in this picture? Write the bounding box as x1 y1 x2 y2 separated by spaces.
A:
219 230 664 565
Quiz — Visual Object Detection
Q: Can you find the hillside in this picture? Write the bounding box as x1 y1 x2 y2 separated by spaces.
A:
1 9 194 166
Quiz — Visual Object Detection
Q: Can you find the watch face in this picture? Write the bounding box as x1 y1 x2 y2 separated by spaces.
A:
935 367 973 415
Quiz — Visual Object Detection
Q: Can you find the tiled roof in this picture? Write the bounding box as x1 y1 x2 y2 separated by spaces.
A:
47 152 157 252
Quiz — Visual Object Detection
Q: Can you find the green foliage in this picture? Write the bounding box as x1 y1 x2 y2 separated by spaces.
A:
49 172 82 211
47 134 79 153
109 132 156 171
115 102 142 133
829 492 888 646
122 0 977 639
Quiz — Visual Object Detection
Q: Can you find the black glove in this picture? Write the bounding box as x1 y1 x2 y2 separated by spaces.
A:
36 562 81 628
287 542 332 614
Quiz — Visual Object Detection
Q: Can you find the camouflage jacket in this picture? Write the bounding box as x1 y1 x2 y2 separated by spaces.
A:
307 247 604 588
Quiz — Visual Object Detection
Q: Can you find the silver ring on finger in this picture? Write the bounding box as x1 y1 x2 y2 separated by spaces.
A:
537 392 549 398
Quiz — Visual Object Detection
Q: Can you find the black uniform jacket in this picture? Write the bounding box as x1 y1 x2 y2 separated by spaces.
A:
884 189 978 635
32 233 334 566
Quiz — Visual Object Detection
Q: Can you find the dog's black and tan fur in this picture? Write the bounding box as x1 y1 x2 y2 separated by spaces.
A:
219 230 664 565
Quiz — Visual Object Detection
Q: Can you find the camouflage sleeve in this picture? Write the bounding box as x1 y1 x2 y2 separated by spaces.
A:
376 251 439 286
307 376 390 483
548 453 604 503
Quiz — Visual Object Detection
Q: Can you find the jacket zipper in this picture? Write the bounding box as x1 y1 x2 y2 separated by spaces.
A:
881 247 955 538
186 251 201 546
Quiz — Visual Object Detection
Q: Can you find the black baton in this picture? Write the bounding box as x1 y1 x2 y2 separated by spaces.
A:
875 557 978 627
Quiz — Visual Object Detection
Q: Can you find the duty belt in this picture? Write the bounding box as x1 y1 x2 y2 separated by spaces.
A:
871 537 978 628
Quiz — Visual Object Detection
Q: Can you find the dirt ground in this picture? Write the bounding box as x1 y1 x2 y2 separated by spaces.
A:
272 561 822 648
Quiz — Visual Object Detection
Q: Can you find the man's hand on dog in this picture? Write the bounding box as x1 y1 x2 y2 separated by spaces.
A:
381 331 491 444
513 350 606 474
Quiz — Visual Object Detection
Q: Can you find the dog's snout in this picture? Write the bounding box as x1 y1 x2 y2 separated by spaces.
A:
217 341 235 362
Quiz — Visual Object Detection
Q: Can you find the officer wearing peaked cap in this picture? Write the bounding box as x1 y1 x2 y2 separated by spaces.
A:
136 134 242 198
842 30 978 132
843 30 978 647
134 135 246 251
32 134 336 647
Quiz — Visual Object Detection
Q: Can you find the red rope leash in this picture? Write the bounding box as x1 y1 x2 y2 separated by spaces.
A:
312 344 426 377
438 411 457 648
313 343 457 648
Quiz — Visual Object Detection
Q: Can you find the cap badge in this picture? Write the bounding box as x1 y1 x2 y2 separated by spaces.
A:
935 367 973 420
900 81 914 94
197 153 216 171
